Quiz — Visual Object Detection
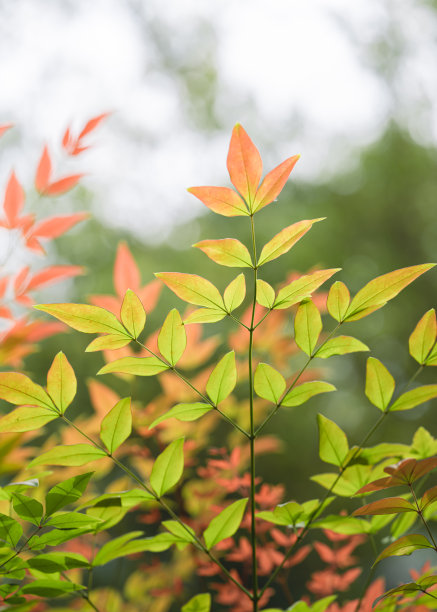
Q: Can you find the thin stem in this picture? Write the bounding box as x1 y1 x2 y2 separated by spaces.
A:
62 571 101 612
410 483 437 550
228 311 251 331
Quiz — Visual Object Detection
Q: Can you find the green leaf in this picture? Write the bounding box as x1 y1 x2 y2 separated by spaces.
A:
257 501 304 527
45 512 101 529
345 264 435 321
224 274 246 312
35 303 128 335
256 279 275 309
28 527 92 550
92 531 142 565
254 363 285 404
80 488 154 510
273 269 340 310
162 519 196 544
374 533 433 566
184 308 227 324
182 594 211 612
0 405 58 433
312 515 371 535
46 352 76 414
98 356 169 376
21 579 84 597
149 403 213 429
409 309 436 364
426 342 437 366
85 334 132 352
312 465 373 497
283 382 336 407
194 238 253 268
92 532 184 566
150 438 184 497
258 219 323 266
100 397 132 454
155 272 225 309
27 552 89 573
0 513 22 547
411 427 437 459
352 497 416 516
158 309 187 365
46 473 93 516
203 498 248 549
206 351 237 404
390 385 437 411
29 445 106 468
326 281 350 322
314 336 369 359
12 494 43 526
0 372 56 412
365 357 395 411
120 289 146 339
294 300 322 356
317 414 349 467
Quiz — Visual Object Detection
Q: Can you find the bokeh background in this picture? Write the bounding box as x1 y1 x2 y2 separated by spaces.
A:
1 0 437 606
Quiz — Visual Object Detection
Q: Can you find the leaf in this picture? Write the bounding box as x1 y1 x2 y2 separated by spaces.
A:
0 514 22 547
317 414 349 467
29 445 106 468
114 242 141 296
3 172 24 227
227 124 262 207
0 372 56 412
46 352 76 414
187 186 249 217
312 465 373 497
35 146 52 192
150 438 184 497
12 494 43 526
44 174 83 196
184 308 227 324
224 274 246 312
425 342 437 366
254 363 286 404
0 406 58 433
81 489 154 509
98 356 169 376
158 309 187 365
283 382 336 407
345 264 435 321
294 300 322 356
194 239 253 268
365 357 395 411
155 272 225 310
45 512 101 529
390 385 437 411
120 289 146 339
100 397 132 454
46 473 93 516
206 351 237 404
373 534 433 566
274 269 340 310
21 579 84 597
258 219 323 266
29 213 89 241
85 334 131 352
93 532 181 566
314 336 369 359
409 309 436 364
203 498 248 549
162 520 196 544
28 527 92 550
352 498 416 516
327 281 350 322
27 552 89 573
149 403 213 428
182 593 211 612
252 155 300 213
35 303 128 335
256 279 275 309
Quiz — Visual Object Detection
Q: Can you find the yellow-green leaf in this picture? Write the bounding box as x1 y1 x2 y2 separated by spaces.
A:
194 239 252 268
0 406 58 433
206 351 237 404
256 279 275 309
254 363 285 404
0 373 56 412
100 398 132 454
317 414 349 467
46 352 76 414
120 289 146 339
98 356 169 377
327 281 350 322
224 274 246 312
35 303 128 335
409 309 436 365
182 593 211 612
283 382 336 407
314 336 369 359
294 300 322 356
149 403 213 429
187 186 249 217
258 219 323 266
390 385 437 412
365 357 395 411
29 445 107 468
155 272 225 310
150 438 184 497
85 334 131 352
184 308 227 324
274 269 340 310
373 534 433 566
158 309 186 365
203 498 248 549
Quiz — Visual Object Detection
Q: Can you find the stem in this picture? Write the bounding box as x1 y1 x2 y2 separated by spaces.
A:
410 483 437 550
62 571 101 612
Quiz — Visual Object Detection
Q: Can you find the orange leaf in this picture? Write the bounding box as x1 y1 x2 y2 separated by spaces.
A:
114 242 141 297
29 213 89 240
26 265 84 291
62 126 72 149
188 186 249 217
3 171 24 227
78 112 110 140
35 146 52 192
352 497 416 516
226 124 262 207
194 239 253 268
44 174 83 196
253 155 300 213
0 123 13 138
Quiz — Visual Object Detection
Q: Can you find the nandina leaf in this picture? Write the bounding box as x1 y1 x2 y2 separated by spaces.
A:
256 279 275 308
29 213 89 240
194 239 253 268
224 274 246 312
46 352 76 414
44 174 83 196
85 334 132 352
390 385 437 411
29 445 107 467
182 593 211 612
420 485 437 511
162 520 196 545
184 308 226 324
294 300 322 355
120 289 146 339
411 426 437 458
114 242 141 296
35 303 128 336
98 356 169 376
0 372 56 411
254 363 285 404
352 498 416 516
12 493 43 526
187 186 249 217
426 342 437 366
203 498 248 549
258 219 323 266
206 351 237 404
312 465 373 497
155 272 225 310
365 357 395 411
345 264 435 321
373 534 433 566
282 382 336 407
46 473 94 516
252 155 300 213
35 146 52 192
0 514 22 547
21 579 85 597
0 406 58 432
100 397 132 454
227 124 262 207
314 336 369 359
0 123 13 138
274 269 340 309
78 112 110 140
327 281 350 322
81 488 154 509
409 309 436 364
26 266 84 291
45 513 100 529
317 414 349 467
149 403 213 429
158 309 187 365
3 171 24 227
150 438 184 497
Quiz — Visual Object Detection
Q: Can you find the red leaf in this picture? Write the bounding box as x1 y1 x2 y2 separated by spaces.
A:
0 306 13 319
29 213 89 240
62 126 72 149
0 277 8 299
3 172 24 227
114 242 141 297
26 265 83 291
0 123 13 138
44 174 83 196
252 155 300 213
71 145 90 156
14 267 30 295
35 146 52 192
78 112 110 140
227 124 262 207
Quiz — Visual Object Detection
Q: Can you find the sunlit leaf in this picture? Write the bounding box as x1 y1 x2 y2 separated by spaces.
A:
27 552 89 573
0 372 56 412
390 385 437 411
155 272 225 309
408 309 436 365
12 494 43 526
224 274 246 312
252 155 300 213
203 498 248 549
312 465 373 497
314 336 369 359
256 279 275 309
184 308 227 324
294 300 322 356
274 269 340 310
35 303 128 335
365 357 395 411
162 519 196 544
187 186 249 217
149 403 213 429
0 406 58 433
120 289 146 339
100 397 132 454
373 534 433 566
317 414 349 467
21 579 84 597
352 497 416 516
46 352 76 414
98 356 169 376
254 363 286 404
46 473 93 516
158 309 187 365
0 514 22 547
150 438 184 497
85 334 131 352
227 124 262 207
283 382 336 407
182 593 211 612
206 351 237 404
327 281 350 322
194 239 253 268
258 219 323 267
29 445 106 468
